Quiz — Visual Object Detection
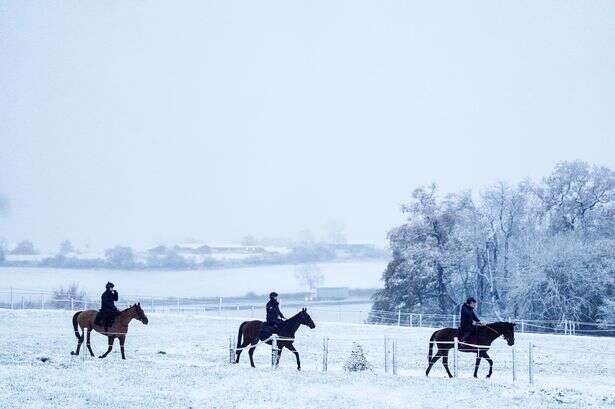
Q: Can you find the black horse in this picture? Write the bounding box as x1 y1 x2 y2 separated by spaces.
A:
235 308 316 370
425 322 516 378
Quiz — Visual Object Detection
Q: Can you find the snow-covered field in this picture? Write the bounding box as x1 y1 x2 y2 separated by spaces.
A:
0 309 613 408
0 260 387 298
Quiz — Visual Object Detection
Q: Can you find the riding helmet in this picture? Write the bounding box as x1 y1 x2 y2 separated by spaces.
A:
466 297 477 304
106 282 115 289
269 292 278 298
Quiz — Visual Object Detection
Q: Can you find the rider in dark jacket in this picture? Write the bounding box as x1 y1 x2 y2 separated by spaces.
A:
266 292 285 330
95 282 119 331
459 297 482 343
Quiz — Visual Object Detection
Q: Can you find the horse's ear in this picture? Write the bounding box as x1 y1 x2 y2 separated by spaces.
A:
512 322 517 327
302 308 306 312
138 302 141 306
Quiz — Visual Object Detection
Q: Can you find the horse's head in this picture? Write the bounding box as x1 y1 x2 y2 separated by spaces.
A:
299 308 316 329
133 302 149 325
500 322 516 346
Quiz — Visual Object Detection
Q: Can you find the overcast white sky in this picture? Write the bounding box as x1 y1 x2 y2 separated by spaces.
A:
1 1 614 251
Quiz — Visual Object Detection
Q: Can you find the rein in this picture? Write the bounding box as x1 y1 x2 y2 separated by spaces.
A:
484 325 500 336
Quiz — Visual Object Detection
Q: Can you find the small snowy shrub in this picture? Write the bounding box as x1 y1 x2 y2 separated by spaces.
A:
343 342 372 372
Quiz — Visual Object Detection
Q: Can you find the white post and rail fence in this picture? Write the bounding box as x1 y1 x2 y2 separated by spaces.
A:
226 334 538 385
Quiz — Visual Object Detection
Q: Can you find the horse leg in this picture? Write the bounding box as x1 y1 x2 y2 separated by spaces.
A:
235 345 243 364
481 351 493 378
441 351 453 378
287 343 301 371
86 329 95 357
236 338 250 364
119 335 126 359
473 351 481 378
71 327 84 356
248 344 257 368
99 336 115 359
425 349 443 376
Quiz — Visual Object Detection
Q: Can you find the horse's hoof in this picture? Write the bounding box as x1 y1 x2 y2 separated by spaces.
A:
70 351 76 356
297 367 301 371
98 355 104 359
486 375 491 379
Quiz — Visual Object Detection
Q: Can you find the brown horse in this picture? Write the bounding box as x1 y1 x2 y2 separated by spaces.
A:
425 321 516 378
235 308 315 370
70 303 149 359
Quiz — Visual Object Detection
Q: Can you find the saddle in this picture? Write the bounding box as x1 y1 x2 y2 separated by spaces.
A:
259 323 278 341
457 331 484 350
95 310 118 330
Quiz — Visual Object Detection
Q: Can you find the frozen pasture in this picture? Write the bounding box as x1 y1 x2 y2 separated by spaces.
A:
0 260 386 299
0 308 613 408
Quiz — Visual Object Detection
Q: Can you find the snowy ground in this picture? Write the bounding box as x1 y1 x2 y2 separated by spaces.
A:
0 260 387 299
0 308 613 408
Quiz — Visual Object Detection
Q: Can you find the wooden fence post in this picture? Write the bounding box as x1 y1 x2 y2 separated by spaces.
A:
453 337 459 378
322 337 328 372
512 344 517 382
384 336 389 373
528 342 534 385
272 335 279 368
392 339 397 375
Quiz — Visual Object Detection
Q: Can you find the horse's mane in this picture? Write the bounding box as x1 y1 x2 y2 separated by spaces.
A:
486 321 513 331
286 310 304 321
120 304 138 313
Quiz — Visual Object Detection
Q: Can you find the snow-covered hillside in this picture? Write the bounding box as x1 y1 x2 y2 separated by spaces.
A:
0 309 612 408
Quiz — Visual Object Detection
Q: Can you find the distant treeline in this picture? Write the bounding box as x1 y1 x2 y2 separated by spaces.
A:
0 242 388 270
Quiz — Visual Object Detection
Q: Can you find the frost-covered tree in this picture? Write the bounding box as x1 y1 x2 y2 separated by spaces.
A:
372 161 615 324
322 220 347 244
295 263 324 290
59 240 75 255
105 246 135 269
11 240 37 255
534 161 615 235
0 237 6 262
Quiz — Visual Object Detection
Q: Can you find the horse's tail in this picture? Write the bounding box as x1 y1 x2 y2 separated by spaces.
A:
236 321 246 349
72 311 83 341
428 330 437 363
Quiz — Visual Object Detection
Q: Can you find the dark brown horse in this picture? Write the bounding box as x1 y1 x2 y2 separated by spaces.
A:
425 322 516 378
70 303 149 359
235 308 315 370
